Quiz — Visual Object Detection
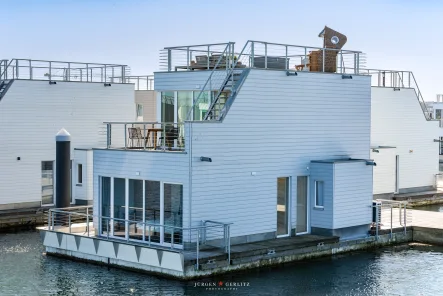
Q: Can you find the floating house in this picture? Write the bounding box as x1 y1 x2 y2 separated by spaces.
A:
35 26 439 278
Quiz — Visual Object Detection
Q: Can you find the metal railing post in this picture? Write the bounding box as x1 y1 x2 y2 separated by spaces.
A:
171 227 174 249
404 204 407 234
86 212 90 236
339 50 343 73
375 205 379 240
86 63 89 82
251 42 254 68
285 45 288 70
29 60 32 79
264 43 268 69
143 223 146 241
322 48 325 72
168 49 172 72
69 213 71 233
48 210 51 230
390 205 393 238
124 124 127 149
51 211 54 230
67 62 71 81
107 218 109 239
122 66 125 82
15 60 19 79
227 225 231 264
304 47 307 70
196 228 200 270
49 61 52 81
162 123 166 151
148 225 151 246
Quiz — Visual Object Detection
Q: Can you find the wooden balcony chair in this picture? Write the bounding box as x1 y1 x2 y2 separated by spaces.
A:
127 127 144 148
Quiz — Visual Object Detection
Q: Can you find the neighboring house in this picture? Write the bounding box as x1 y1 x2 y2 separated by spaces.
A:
425 96 443 160
369 71 440 197
92 39 375 246
0 59 137 210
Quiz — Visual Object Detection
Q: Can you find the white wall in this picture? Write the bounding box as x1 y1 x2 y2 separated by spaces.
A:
370 148 396 195
135 90 157 122
73 149 93 204
189 69 372 238
0 80 135 207
333 161 372 229
371 87 440 193
154 71 212 91
92 149 190 227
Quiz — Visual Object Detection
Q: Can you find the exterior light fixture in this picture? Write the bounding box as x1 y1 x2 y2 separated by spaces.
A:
200 157 212 162
49 81 57 85
286 71 298 76
393 88 401 91
434 139 442 142
372 149 379 153
104 83 112 87
366 160 377 166
342 75 352 79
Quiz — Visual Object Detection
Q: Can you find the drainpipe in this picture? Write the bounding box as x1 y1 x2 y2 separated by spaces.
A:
188 122 193 245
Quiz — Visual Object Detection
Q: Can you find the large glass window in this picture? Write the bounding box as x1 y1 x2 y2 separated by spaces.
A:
164 183 183 244
113 178 126 238
437 109 442 120
101 177 111 236
161 92 175 123
145 180 161 243
128 179 143 240
177 91 193 123
193 91 210 121
41 161 54 205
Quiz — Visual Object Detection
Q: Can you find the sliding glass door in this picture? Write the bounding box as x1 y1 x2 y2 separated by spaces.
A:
99 177 183 246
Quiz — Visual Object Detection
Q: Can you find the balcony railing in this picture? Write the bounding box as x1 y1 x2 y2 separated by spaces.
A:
159 40 365 74
104 121 186 152
45 206 232 270
0 59 129 83
110 75 154 90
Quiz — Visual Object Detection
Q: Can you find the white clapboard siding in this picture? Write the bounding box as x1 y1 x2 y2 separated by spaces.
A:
371 148 396 195
92 149 190 226
333 161 373 228
309 162 334 229
371 87 439 192
189 69 372 237
0 80 135 206
154 71 213 91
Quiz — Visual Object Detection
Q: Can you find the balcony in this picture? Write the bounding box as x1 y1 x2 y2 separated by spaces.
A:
104 122 186 152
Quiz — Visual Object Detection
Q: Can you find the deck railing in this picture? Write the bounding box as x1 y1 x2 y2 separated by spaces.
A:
160 40 365 74
371 199 411 240
46 206 232 270
0 59 129 83
103 121 186 152
357 68 433 120
110 75 154 90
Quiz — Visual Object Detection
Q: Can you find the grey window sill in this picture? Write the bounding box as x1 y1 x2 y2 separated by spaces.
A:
313 207 324 211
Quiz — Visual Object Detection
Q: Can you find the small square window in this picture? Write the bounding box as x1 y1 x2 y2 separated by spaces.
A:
315 181 324 207
77 164 83 184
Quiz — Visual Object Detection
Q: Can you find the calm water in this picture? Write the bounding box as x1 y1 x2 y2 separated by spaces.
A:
1 231 443 295
415 204 443 212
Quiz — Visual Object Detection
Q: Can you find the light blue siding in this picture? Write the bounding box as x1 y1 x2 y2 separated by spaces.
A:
309 163 334 229
188 69 371 238
154 71 212 91
92 149 190 227
333 161 373 228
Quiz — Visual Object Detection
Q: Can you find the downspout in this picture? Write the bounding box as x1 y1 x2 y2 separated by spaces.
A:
188 122 193 240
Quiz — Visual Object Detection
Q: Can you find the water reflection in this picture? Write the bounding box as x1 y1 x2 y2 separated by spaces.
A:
1 231 443 295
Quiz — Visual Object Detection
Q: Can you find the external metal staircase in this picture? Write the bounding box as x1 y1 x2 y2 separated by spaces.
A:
0 80 12 101
189 42 252 121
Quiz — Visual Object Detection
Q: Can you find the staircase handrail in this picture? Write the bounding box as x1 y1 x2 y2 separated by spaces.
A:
203 41 251 120
0 59 13 80
186 43 234 120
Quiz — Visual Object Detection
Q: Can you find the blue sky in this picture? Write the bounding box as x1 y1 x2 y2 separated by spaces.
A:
2 0 442 100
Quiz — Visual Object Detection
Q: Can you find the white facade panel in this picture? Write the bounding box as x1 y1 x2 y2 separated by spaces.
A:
154 71 213 91
333 161 373 229
0 80 135 206
92 149 190 227
371 87 439 192
188 69 372 238
371 148 396 195
73 149 93 203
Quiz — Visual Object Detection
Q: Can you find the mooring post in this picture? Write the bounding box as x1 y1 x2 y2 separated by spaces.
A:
55 128 71 225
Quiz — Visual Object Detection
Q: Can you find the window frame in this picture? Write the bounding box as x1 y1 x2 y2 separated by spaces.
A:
314 180 324 208
77 163 83 185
